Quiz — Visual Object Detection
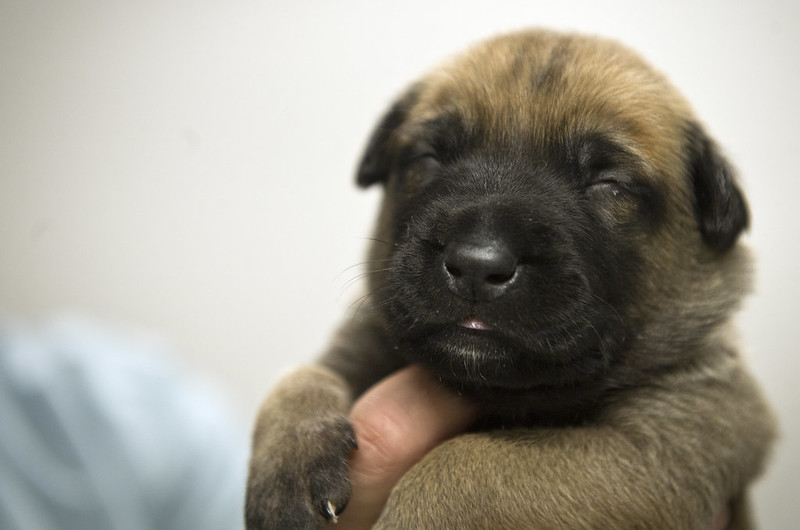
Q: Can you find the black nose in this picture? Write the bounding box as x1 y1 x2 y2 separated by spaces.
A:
443 240 519 301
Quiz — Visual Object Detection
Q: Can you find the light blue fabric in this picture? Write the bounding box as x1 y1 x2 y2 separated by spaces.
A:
0 315 248 530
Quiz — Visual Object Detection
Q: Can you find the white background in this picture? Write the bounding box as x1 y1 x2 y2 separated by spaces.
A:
1 1 797 527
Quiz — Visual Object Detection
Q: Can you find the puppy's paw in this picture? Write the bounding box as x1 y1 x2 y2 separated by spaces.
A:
246 416 357 530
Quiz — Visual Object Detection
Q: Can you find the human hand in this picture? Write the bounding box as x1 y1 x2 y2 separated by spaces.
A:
331 365 477 529
331 365 731 530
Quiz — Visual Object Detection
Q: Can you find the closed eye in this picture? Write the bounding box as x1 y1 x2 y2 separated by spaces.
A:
398 141 438 167
586 169 628 193
587 179 624 197
409 153 440 171
396 147 442 188
586 170 654 204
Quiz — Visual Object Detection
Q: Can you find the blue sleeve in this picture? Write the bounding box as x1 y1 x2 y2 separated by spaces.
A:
0 315 249 530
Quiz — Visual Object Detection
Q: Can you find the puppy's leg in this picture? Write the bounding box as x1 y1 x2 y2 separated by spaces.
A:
373 364 774 530
245 365 355 530
245 309 403 529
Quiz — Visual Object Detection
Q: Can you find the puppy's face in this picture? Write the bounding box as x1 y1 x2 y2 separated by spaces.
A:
357 31 750 407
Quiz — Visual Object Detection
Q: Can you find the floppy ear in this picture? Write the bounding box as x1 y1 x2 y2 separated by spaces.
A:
356 88 419 188
686 122 750 253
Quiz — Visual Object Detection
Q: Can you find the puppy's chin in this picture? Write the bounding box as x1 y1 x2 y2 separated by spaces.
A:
394 321 613 392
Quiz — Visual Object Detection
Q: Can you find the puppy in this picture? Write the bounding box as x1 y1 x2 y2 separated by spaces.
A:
246 29 775 529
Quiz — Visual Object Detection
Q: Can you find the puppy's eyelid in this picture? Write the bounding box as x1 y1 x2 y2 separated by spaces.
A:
396 140 445 175
398 140 437 162
393 146 443 190
403 151 440 171
591 168 628 185
579 163 612 182
410 151 439 162
587 179 624 196
577 135 643 180
586 169 652 202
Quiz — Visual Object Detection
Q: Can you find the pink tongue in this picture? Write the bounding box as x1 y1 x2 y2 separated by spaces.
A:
460 318 492 331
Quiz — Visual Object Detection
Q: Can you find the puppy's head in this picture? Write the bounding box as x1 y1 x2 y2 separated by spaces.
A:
356 30 750 417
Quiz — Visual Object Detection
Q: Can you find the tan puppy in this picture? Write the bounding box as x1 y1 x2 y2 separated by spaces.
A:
246 29 776 529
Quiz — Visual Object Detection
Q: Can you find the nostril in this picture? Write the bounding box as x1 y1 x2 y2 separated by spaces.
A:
445 263 464 278
486 271 515 285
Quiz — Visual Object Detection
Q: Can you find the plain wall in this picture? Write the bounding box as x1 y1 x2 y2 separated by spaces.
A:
1 1 798 527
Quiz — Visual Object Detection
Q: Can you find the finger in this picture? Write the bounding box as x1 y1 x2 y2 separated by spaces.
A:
710 507 730 530
333 365 477 529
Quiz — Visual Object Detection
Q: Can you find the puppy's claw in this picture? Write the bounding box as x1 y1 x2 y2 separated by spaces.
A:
326 500 338 523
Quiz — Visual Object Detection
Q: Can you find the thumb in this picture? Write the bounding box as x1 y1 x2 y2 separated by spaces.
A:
333 365 477 529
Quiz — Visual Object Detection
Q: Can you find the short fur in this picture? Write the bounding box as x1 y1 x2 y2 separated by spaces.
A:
246 29 775 529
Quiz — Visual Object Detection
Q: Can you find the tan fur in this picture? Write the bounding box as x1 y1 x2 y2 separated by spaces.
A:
246 29 775 529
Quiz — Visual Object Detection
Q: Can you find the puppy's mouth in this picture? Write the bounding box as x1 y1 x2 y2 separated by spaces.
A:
391 310 614 392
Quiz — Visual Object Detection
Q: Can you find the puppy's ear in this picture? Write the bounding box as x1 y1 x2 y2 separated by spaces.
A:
356 88 418 188
686 122 750 253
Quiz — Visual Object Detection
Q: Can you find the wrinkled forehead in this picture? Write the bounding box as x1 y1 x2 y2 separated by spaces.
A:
403 32 694 174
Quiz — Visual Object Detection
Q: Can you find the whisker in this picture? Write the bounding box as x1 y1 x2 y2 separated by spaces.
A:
345 291 373 316
338 268 392 300
358 237 393 246
345 282 392 317
590 293 624 325
333 258 392 282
